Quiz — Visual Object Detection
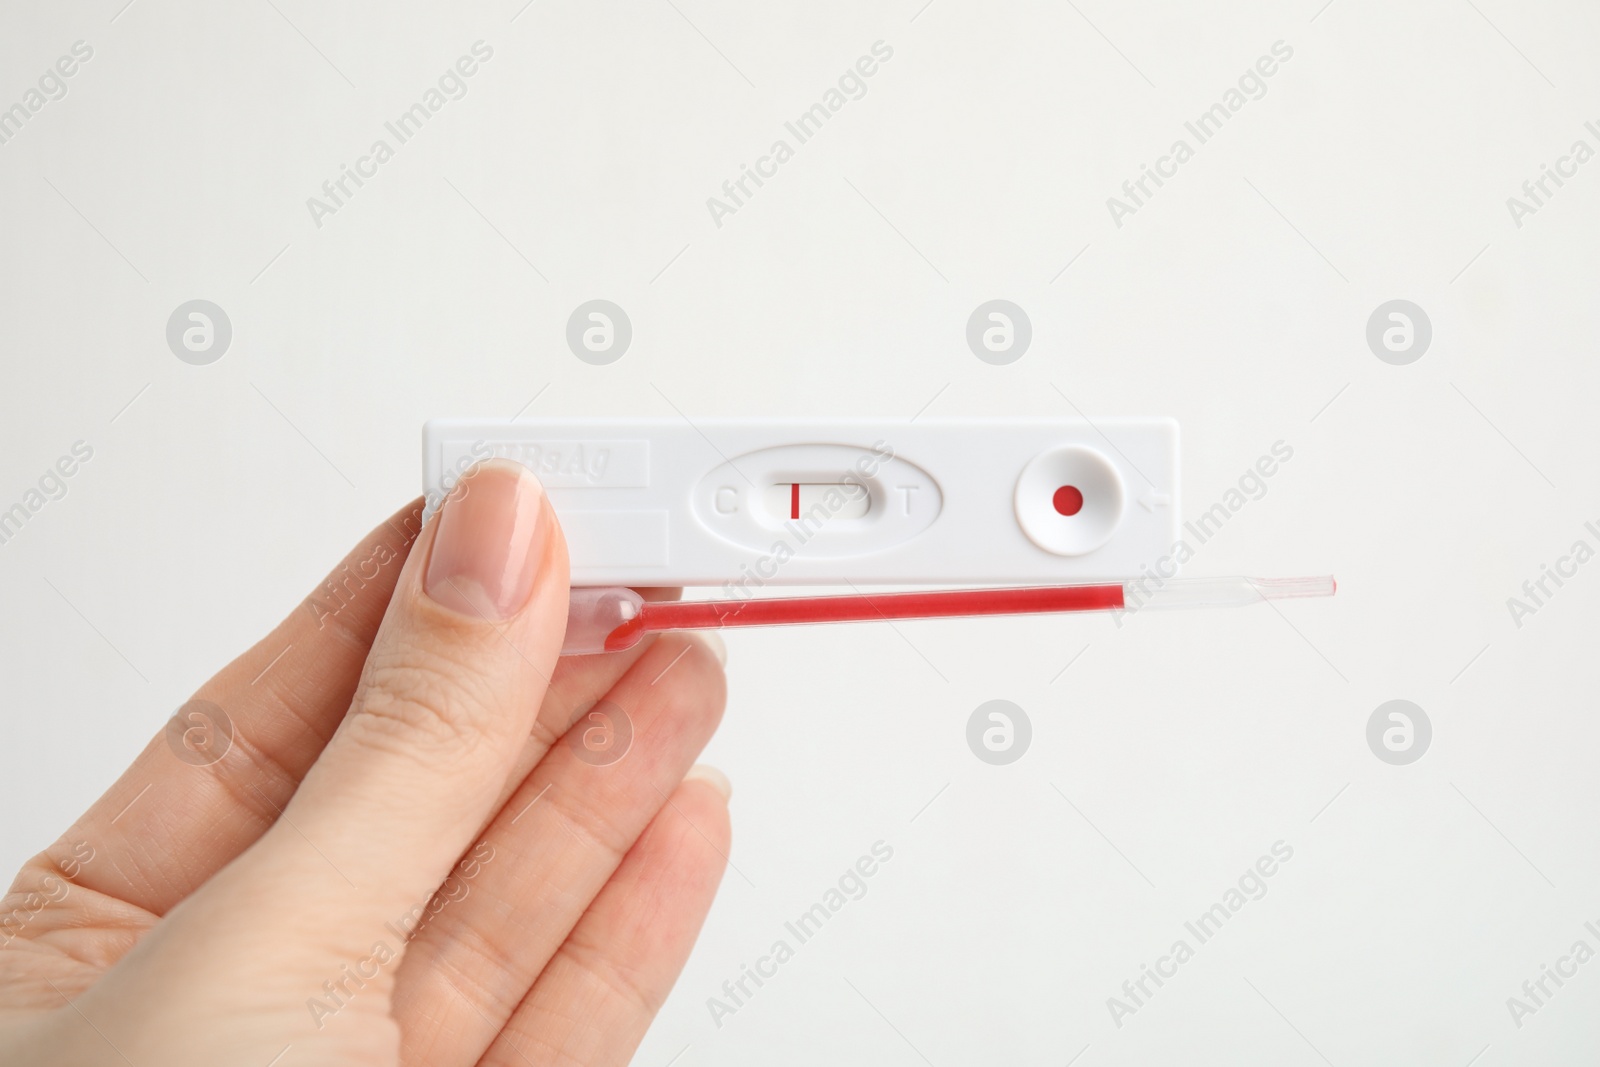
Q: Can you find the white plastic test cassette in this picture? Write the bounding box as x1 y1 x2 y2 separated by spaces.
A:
422 418 1179 587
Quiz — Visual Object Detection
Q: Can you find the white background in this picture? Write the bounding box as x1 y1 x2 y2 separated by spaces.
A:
3 0 1599 1063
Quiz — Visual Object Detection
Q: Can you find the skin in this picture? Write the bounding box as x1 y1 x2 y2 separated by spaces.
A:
0 464 731 1066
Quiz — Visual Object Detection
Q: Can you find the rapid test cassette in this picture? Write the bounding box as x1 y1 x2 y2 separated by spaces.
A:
422 418 1179 587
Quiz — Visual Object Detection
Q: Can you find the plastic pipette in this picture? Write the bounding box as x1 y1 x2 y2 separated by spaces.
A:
560 576 1335 655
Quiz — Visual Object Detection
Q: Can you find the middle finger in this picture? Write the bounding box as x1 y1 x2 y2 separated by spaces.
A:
389 630 728 1067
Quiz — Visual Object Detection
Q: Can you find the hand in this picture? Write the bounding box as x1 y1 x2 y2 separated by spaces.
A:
0 460 731 1066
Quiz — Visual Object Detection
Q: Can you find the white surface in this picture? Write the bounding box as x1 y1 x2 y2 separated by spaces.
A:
2 0 1598 1063
422 417 1179 584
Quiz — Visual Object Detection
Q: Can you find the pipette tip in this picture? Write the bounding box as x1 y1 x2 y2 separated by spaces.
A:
1250 575 1336 600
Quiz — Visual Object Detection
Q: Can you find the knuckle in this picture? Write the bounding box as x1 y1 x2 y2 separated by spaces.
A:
545 787 633 864
349 639 502 753
205 726 301 827
563 934 663 1016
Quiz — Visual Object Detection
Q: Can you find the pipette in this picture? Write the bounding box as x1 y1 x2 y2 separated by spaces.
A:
560 575 1335 654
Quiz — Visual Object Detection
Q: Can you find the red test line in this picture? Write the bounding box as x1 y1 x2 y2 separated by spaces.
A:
790 482 800 519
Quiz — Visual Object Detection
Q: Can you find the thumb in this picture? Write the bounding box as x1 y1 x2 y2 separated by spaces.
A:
190 458 568 955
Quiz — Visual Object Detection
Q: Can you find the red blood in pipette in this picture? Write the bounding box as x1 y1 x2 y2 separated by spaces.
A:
604 583 1126 651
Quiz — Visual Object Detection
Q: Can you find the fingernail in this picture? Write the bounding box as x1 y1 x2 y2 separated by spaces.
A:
684 763 732 801
693 629 728 667
424 460 548 621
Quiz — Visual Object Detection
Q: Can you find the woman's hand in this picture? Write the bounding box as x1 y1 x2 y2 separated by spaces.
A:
0 459 731 1066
